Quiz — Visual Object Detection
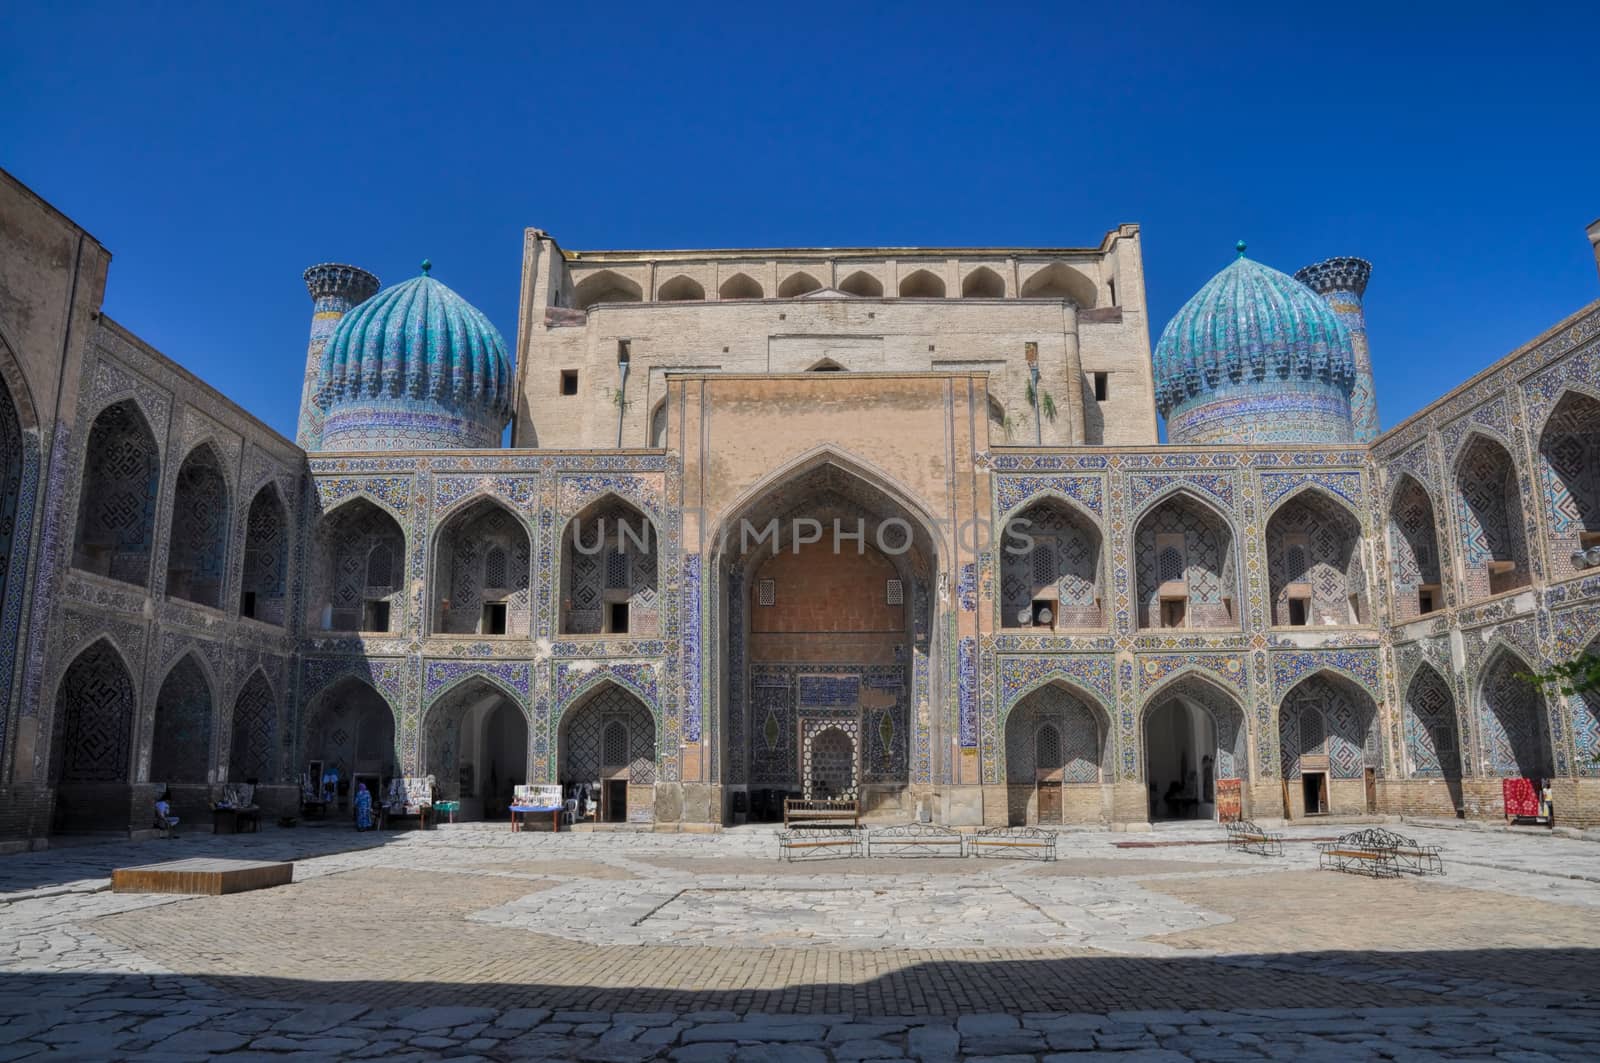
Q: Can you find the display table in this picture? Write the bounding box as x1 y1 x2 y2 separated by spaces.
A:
211 807 261 835
434 800 461 824
509 805 562 832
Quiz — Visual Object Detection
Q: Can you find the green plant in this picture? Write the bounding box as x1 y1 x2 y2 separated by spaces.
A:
1024 380 1059 423
608 387 633 413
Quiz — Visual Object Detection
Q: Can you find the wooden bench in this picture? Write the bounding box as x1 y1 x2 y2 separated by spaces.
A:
1318 844 1400 878
868 823 964 858
967 826 1057 861
1224 820 1284 857
777 827 863 861
783 798 860 829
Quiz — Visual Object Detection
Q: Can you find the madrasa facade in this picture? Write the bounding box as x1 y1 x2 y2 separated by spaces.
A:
4 164 1600 845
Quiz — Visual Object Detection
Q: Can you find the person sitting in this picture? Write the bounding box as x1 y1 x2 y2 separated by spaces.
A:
154 791 180 838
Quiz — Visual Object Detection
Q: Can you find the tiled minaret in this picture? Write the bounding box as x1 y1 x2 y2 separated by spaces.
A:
297 263 380 450
1295 257 1377 442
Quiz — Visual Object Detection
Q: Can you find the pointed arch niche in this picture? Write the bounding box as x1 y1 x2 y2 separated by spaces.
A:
1003 681 1111 825
1133 491 1238 631
1401 663 1464 814
999 498 1104 630
1265 490 1367 627
50 639 137 831
1539 390 1600 581
1455 434 1531 599
240 484 290 624
73 399 160 586
1477 648 1552 780
1142 674 1248 823
307 498 406 633
303 677 398 815
559 495 659 636
432 498 531 636
165 444 231 608
1387 475 1443 621
422 678 529 819
1278 671 1379 817
558 681 656 824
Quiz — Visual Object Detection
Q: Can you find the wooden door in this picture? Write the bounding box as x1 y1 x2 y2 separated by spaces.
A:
1037 781 1062 823
1364 768 1377 813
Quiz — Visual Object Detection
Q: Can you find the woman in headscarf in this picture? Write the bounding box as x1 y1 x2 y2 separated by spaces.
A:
353 781 374 831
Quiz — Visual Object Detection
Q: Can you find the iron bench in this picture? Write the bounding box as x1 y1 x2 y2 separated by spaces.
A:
868 823 964 857
783 798 860 829
1225 820 1284 857
1320 828 1440 877
777 827 863 861
967 826 1057 861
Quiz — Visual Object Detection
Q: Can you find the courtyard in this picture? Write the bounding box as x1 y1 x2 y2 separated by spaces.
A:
1 822 1598 1060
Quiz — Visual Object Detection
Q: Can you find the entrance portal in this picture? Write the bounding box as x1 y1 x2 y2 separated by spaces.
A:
1146 699 1214 821
1141 674 1249 823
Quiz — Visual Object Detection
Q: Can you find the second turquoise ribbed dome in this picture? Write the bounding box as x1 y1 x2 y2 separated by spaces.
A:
1153 246 1357 445
315 265 513 450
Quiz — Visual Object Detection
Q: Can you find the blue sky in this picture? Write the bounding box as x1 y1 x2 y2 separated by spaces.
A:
5 2 1598 441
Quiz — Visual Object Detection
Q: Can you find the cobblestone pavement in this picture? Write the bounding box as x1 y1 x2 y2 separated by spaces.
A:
1 820 1598 1059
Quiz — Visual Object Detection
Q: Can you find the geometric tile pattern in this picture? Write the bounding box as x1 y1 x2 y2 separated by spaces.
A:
560 683 656 785
1402 664 1458 778
229 670 277 783
436 499 531 635
72 399 161 586
50 639 135 784
150 654 214 785
1387 474 1441 620
1134 493 1234 627
1265 490 1364 626
561 498 659 636
1000 500 1101 628
1003 682 1105 784
165 444 230 608
1278 673 1376 779
315 499 406 632
240 486 289 623
1478 650 1552 779
1455 435 1531 598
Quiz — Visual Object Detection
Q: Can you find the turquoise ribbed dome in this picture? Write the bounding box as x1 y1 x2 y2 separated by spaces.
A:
315 268 513 450
1153 249 1357 445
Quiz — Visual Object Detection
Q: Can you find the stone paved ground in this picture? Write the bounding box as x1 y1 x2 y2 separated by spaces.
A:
2 821 1600 1060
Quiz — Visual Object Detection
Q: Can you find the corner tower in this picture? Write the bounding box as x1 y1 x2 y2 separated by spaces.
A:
1295 257 1377 442
298 263 380 449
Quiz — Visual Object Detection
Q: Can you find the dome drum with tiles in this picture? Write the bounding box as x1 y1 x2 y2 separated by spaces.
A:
314 262 513 450
1154 243 1358 445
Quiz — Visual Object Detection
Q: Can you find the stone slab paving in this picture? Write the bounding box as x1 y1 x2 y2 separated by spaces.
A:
0 821 1597 1059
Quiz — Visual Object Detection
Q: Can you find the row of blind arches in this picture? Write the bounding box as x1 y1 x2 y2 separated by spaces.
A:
569 261 1102 310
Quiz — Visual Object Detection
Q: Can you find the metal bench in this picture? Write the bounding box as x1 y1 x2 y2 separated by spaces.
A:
783 798 860 829
868 823 964 858
1319 828 1439 877
967 826 1057 861
777 827 863 861
1224 819 1284 857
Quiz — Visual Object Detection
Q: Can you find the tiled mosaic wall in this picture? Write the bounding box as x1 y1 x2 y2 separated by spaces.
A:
17 293 1600 832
